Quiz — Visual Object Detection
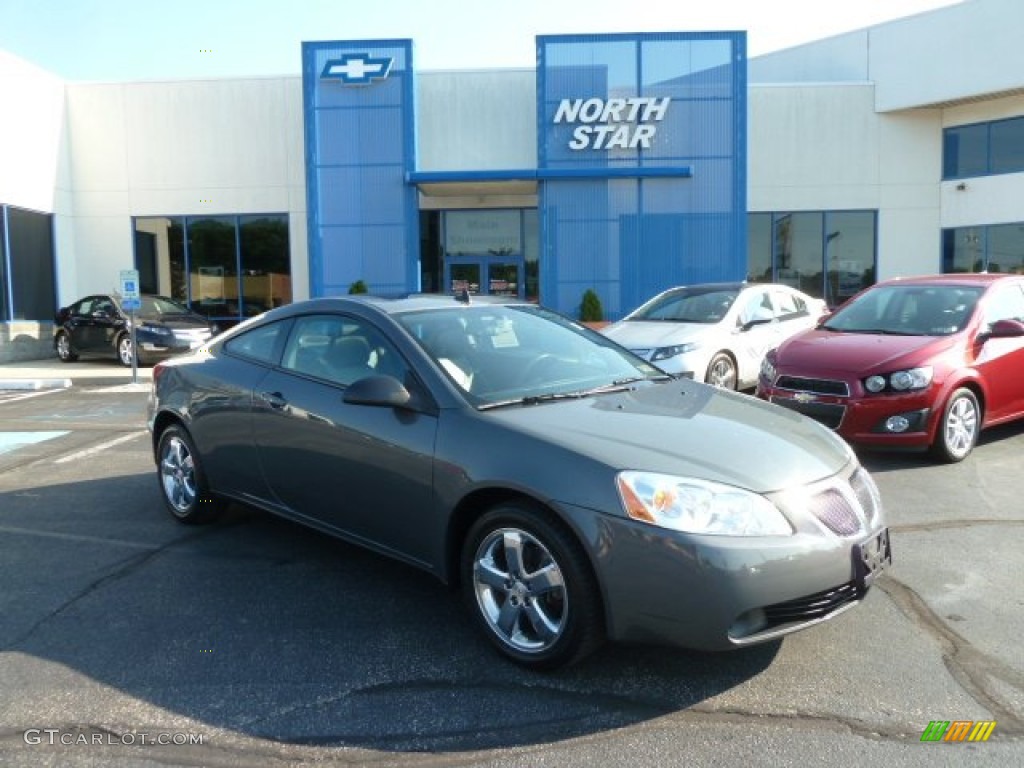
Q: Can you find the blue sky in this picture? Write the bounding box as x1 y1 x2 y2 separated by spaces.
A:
1 0 961 81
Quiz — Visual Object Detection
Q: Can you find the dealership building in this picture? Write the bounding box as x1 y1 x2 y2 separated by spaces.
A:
2 0 1023 360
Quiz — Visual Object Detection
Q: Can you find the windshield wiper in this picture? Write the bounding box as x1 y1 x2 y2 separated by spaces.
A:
478 377 652 411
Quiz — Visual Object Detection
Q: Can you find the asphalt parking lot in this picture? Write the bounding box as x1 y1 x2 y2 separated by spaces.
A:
0 369 1022 767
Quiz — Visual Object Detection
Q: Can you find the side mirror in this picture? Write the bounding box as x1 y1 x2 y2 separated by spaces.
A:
342 374 412 408
983 318 1024 339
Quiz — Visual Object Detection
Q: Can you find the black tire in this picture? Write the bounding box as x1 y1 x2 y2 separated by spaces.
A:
55 331 78 362
117 333 134 367
705 352 738 390
461 501 604 670
156 424 223 524
931 387 980 463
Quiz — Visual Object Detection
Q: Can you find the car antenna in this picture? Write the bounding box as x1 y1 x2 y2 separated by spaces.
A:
455 287 471 304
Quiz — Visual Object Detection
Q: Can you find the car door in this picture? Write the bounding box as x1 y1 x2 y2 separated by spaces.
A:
734 288 781 384
972 283 1024 421
251 313 440 567
71 296 112 354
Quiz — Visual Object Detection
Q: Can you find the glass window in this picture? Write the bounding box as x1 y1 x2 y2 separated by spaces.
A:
943 123 988 179
981 284 1024 325
6 206 56 321
990 117 1024 175
825 211 876 306
239 215 291 317
281 314 407 387
223 320 290 365
775 212 823 299
746 213 772 283
943 227 988 273
0 208 7 321
188 216 238 321
134 216 186 301
770 289 808 321
987 223 1024 275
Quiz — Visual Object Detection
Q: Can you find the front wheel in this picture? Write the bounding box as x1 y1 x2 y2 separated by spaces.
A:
705 352 738 390
117 333 134 367
462 502 604 670
156 424 223 524
931 388 980 463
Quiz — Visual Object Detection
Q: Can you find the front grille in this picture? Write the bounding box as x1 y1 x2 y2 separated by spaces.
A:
776 375 850 396
850 468 882 527
808 487 862 536
172 328 212 343
762 581 862 629
770 397 846 429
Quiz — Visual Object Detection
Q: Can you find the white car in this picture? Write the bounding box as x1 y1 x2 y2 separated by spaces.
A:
602 282 828 390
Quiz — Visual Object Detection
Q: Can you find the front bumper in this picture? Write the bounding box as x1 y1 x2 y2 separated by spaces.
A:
557 500 890 651
757 377 936 450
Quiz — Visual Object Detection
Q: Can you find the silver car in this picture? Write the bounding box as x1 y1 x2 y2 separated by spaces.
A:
148 294 889 669
602 282 828 389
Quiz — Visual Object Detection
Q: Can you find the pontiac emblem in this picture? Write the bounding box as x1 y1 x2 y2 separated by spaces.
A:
793 392 818 404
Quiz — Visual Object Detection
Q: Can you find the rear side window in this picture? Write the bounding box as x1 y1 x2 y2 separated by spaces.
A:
223 321 289 364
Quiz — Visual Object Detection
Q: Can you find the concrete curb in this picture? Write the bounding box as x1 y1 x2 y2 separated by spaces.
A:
0 378 72 391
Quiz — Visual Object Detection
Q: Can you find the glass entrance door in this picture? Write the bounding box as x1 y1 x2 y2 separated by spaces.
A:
445 257 523 298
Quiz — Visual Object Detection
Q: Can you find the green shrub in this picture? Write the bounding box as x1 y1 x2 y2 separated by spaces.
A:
580 289 604 322
348 280 368 295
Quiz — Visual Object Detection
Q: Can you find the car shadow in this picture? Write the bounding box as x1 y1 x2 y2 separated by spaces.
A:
1 472 781 753
856 419 1024 474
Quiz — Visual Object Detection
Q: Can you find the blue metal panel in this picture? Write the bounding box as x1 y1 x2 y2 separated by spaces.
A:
537 32 746 320
303 39 419 297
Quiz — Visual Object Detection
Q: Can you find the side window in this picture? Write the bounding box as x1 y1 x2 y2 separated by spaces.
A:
772 290 807 321
281 314 408 387
224 320 288 364
739 291 773 325
73 298 94 317
983 284 1024 325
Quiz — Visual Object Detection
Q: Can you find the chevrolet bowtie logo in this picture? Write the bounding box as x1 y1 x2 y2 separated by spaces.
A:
321 54 393 85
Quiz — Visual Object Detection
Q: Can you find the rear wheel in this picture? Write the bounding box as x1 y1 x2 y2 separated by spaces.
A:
931 388 980 463
462 502 604 670
156 424 223 524
705 352 738 390
55 331 78 362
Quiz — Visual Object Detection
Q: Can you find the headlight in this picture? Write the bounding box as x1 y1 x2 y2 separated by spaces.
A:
864 375 886 393
863 366 933 393
616 471 793 536
651 342 700 361
759 355 776 382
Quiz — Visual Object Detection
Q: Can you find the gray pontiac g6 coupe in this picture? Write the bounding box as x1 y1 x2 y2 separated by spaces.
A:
147 294 891 669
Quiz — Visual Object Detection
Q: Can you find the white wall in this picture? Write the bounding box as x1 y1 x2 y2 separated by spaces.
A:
0 50 66 212
749 83 943 279
60 76 307 303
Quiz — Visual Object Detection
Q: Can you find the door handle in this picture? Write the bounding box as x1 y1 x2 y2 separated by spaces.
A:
259 391 287 410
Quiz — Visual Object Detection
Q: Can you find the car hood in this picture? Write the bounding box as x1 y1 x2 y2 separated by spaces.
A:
602 320 710 348
776 329 955 373
487 380 852 494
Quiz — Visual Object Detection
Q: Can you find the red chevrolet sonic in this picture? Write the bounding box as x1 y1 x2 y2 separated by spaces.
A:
756 274 1024 462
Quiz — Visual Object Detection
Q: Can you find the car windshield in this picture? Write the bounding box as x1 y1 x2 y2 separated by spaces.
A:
395 304 666 408
822 284 983 336
136 296 193 315
626 287 739 323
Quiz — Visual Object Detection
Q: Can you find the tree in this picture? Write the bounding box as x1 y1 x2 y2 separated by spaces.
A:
580 289 603 322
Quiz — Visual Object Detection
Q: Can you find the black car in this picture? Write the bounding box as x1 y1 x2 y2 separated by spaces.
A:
54 294 216 366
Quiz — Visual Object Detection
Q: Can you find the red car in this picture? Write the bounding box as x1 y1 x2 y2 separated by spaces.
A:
756 274 1024 462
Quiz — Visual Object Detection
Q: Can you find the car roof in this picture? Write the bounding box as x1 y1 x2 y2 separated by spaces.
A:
877 273 1022 288
273 293 526 318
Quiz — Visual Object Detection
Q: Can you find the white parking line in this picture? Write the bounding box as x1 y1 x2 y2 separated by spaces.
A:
0 388 65 404
54 431 148 464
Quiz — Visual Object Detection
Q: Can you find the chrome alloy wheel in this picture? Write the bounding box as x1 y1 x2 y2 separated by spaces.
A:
56 333 73 361
472 527 568 654
118 335 134 366
707 353 738 389
943 393 978 460
160 434 197 515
